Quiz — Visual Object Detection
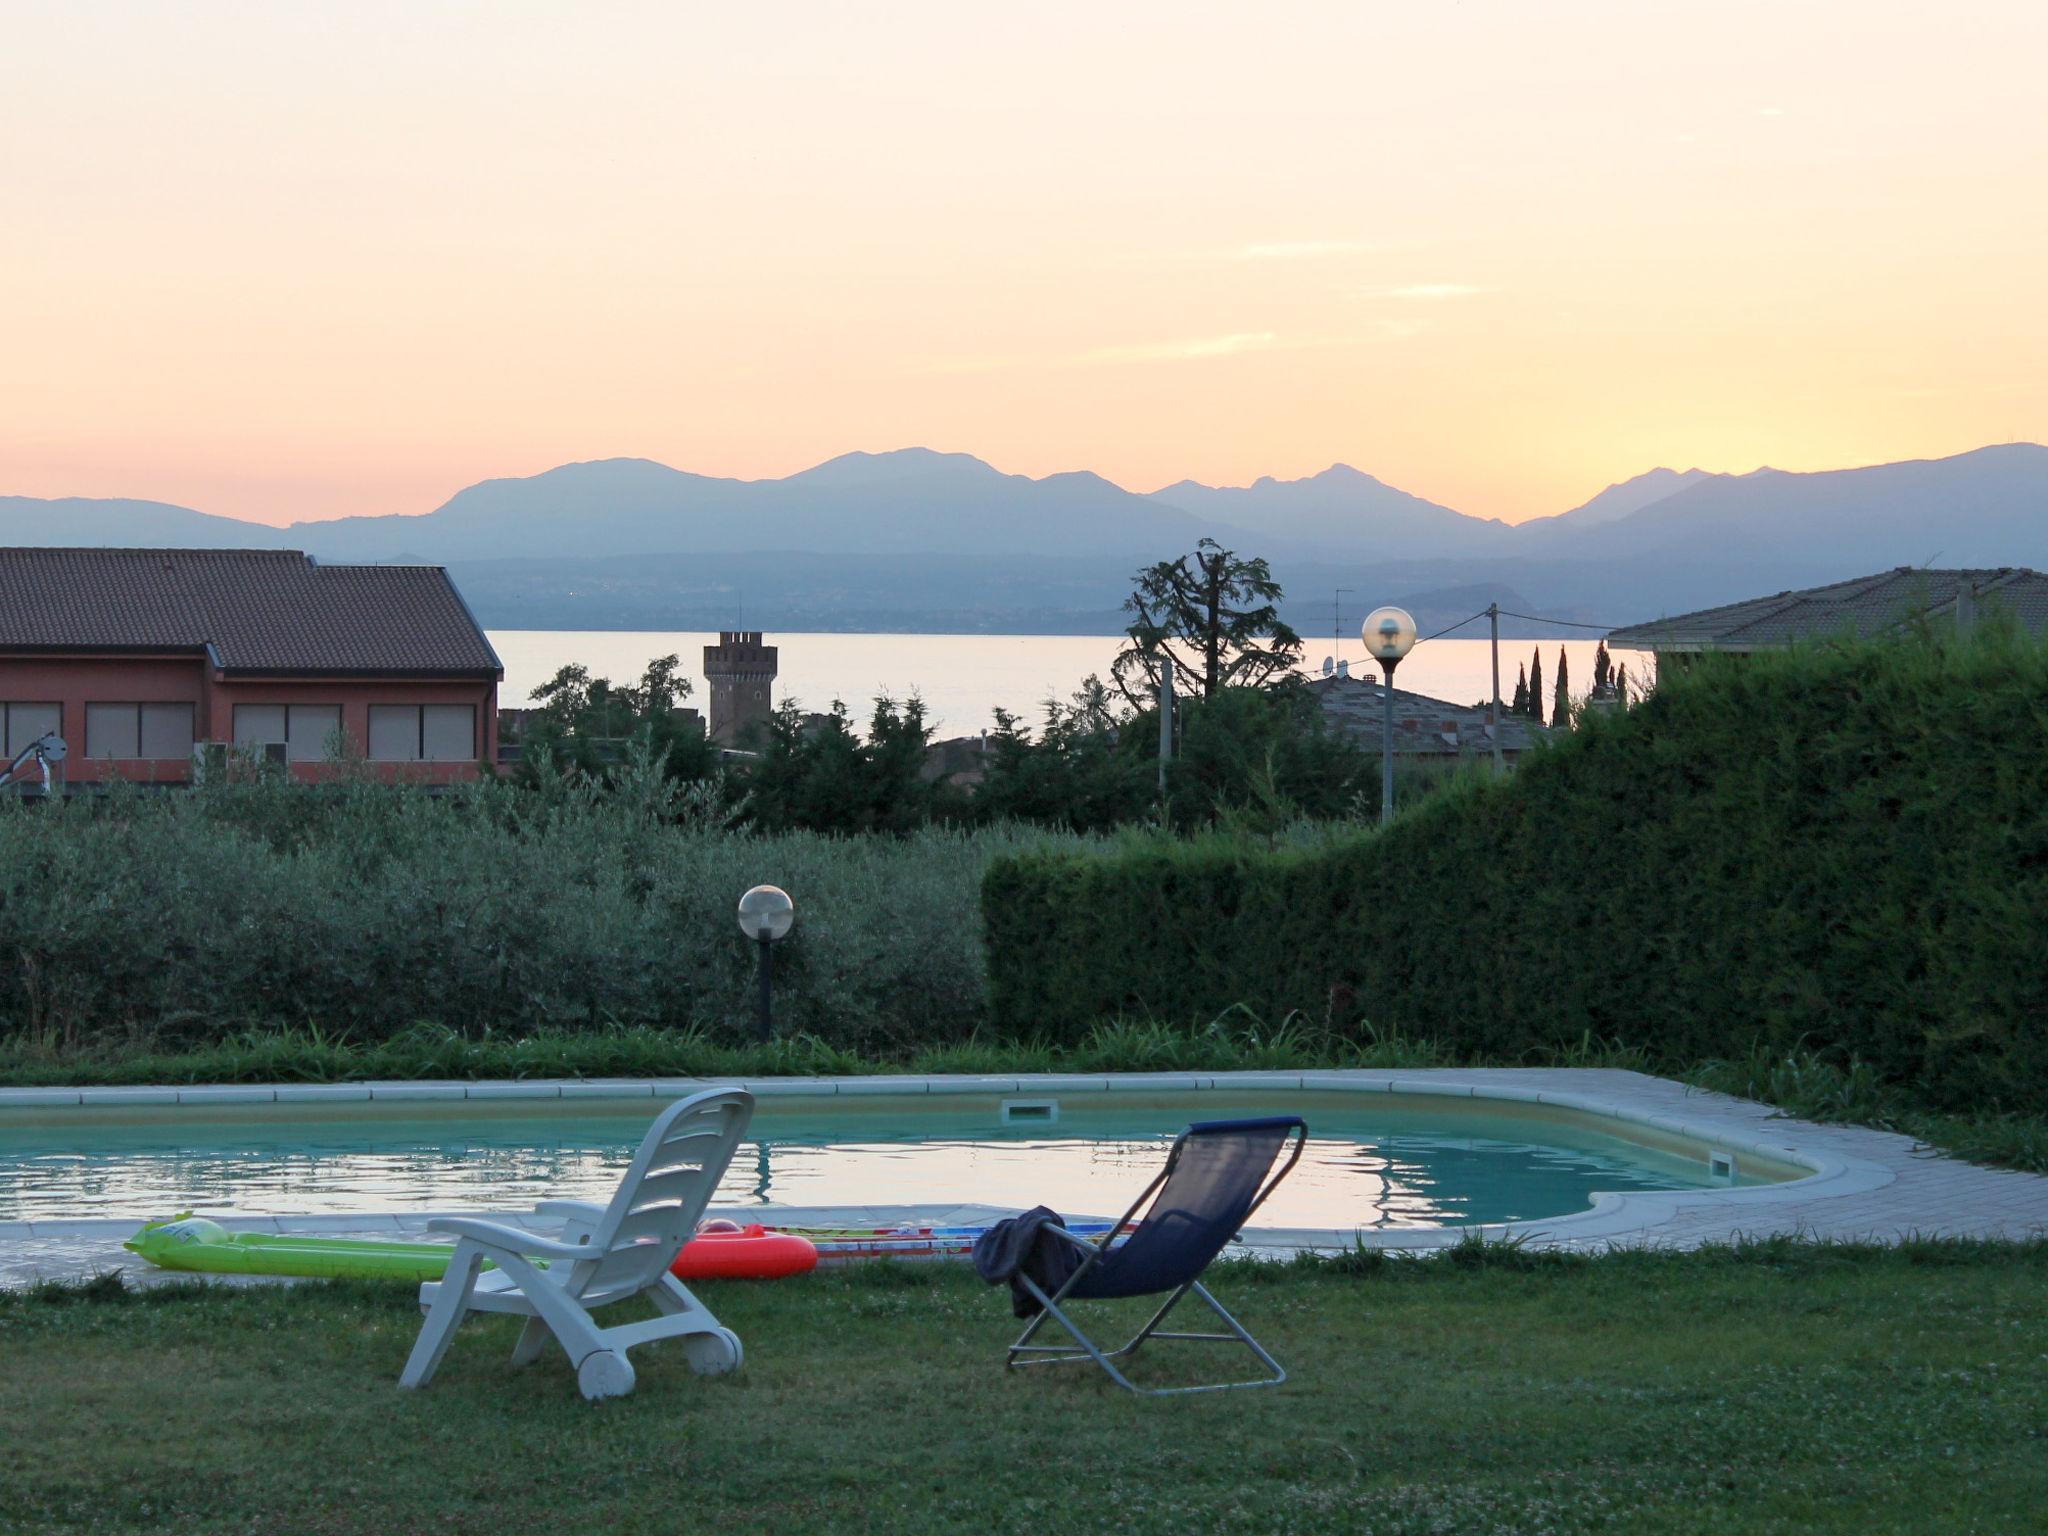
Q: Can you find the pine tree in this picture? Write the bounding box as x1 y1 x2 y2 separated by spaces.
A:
1592 639 1612 693
1551 646 1570 727
1527 649 1544 720
1111 539 1302 707
1511 664 1529 716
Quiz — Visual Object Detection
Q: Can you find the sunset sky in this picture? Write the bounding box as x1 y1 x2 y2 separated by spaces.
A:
4 1 2044 526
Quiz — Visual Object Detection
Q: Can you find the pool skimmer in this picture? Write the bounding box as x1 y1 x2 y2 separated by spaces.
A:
1000 1099 1060 1126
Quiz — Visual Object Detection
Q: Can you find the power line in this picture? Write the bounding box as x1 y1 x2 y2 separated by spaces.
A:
1413 608 1491 644
1385 604 1627 651
1494 608 1625 632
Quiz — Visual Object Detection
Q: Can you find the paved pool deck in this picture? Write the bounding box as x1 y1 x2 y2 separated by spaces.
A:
4 1067 2047 1288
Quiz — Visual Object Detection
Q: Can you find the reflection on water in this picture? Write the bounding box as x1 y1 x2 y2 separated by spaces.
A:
0 1095 1753 1229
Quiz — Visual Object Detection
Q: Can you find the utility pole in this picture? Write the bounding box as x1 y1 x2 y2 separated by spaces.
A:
1488 603 1505 775
1157 656 1174 799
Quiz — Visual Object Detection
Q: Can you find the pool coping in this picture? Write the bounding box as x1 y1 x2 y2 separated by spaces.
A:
6 1064 2010 1267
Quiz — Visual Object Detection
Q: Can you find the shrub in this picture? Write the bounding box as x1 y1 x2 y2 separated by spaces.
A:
982 630 2048 1112
0 774 1084 1055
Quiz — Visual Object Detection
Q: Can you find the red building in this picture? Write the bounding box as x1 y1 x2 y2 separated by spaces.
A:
0 548 501 788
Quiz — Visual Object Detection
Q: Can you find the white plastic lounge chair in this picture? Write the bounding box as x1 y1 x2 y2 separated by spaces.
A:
399 1087 754 1400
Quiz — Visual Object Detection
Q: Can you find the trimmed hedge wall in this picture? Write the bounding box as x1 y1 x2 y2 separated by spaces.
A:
983 634 2048 1112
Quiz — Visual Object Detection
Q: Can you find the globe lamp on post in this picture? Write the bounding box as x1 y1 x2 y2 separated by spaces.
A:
1362 607 1417 825
737 885 795 1043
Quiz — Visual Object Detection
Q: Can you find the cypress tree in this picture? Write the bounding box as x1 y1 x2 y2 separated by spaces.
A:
1527 649 1544 720
1511 664 1529 716
1551 646 1570 727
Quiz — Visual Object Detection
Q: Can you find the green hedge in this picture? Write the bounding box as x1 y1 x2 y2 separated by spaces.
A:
983 632 2048 1112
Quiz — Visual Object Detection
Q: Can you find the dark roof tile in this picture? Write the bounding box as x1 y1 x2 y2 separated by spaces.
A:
1306 673 1548 754
1606 567 2048 650
0 548 502 675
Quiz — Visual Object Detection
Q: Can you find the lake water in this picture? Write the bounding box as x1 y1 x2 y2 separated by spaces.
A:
490 632 1647 738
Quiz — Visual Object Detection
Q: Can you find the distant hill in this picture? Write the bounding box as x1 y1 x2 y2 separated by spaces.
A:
302 449 1223 563
1516 467 1716 534
0 496 281 550
1149 463 1508 557
5 442 2045 633
438 549 1536 641
1588 445 2048 570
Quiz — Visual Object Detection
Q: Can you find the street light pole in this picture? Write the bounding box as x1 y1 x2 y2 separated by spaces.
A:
736 884 796 1045
1380 659 1396 822
1362 607 1418 826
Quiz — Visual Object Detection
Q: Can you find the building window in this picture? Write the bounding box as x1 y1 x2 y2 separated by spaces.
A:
86 703 195 760
233 704 344 763
368 703 475 763
2 703 62 757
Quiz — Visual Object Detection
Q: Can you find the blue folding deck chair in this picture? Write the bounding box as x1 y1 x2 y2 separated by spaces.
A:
1005 1115 1308 1396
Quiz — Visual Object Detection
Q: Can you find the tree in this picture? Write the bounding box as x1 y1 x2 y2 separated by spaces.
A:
972 677 1379 833
743 694 939 835
1163 682 1375 827
1511 664 1529 716
1527 649 1544 720
1064 673 1121 735
974 682 1150 831
1111 539 1302 708
1550 646 1570 728
518 654 716 786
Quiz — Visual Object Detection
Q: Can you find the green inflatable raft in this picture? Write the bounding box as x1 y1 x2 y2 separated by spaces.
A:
124 1214 474 1281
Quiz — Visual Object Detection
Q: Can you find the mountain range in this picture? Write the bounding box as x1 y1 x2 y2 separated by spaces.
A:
3 443 2043 635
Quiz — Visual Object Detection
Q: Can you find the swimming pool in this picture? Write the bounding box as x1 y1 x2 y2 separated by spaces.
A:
0 1088 1799 1230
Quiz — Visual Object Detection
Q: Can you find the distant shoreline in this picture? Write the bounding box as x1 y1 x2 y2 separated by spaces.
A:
476 619 1609 642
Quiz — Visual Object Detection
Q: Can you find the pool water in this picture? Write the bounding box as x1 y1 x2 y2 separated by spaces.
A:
0 1091 1783 1230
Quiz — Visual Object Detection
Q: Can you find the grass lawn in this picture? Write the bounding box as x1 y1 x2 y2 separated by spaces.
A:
5 1241 2046 1535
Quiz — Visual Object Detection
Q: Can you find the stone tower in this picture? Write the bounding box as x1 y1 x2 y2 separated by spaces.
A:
703 631 778 746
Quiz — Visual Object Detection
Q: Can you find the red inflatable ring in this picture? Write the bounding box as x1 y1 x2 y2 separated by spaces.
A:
671 1224 818 1281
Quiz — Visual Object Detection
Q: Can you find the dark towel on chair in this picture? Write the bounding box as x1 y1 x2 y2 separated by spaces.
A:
973 1206 1084 1318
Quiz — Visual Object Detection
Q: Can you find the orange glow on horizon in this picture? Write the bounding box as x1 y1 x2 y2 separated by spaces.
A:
3 2 2044 529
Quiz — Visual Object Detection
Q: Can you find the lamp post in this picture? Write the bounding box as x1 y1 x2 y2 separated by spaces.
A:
736 884 795 1043
1361 607 1417 825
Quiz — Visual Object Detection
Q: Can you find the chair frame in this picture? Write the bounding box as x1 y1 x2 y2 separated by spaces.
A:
399 1087 753 1401
1005 1119 1307 1396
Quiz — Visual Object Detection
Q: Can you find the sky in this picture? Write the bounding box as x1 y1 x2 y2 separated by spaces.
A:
3 1 2045 527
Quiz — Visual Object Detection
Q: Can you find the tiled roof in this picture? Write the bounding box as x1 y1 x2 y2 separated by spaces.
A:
1606 567 2048 651
0 548 502 676
1306 673 1548 756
